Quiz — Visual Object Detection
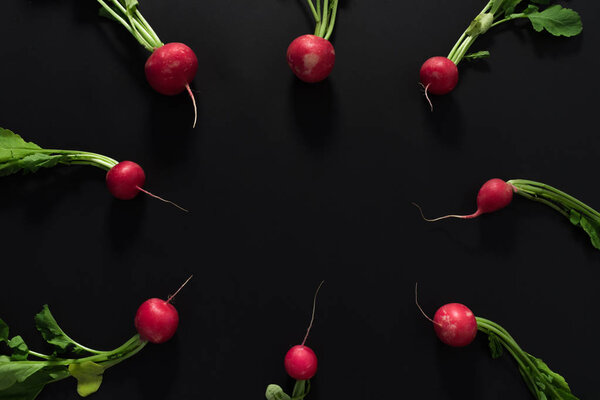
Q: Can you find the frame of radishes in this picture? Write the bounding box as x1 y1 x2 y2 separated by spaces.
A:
287 0 340 83
265 281 324 400
419 0 582 109
414 178 600 250
97 0 199 127
416 285 579 400
0 127 186 211
0 276 191 400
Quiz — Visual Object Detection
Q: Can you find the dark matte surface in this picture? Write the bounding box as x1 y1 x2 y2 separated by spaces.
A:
1 1 599 399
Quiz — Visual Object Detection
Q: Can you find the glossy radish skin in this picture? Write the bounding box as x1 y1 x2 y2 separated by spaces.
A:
433 303 477 347
145 42 198 95
284 345 318 380
287 35 336 83
475 178 515 216
106 161 146 200
420 57 459 95
135 298 179 344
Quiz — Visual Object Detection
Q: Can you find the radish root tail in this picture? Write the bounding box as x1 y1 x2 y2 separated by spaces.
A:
301 280 325 347
419 83 434 112
415 283 442 327
186 83 198 129
167 275 193 304
411 202 474 222
136 186 189 212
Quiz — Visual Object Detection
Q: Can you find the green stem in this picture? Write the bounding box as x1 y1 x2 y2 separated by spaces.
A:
319 0 329 38
447 0 492 64
135 10 163 45
324 0 339 41
491 13 526 28
305 0 320 23
34 149 119 171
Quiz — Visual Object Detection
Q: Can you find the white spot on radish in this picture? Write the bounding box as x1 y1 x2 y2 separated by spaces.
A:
303 53 320 73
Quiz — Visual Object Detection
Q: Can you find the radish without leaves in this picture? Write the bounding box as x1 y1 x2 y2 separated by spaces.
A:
265 281 324 400
419 0 582 107
0 127 187 211
414 178 600 250
416 287 580 400
287 0 340 82
97 0 199 127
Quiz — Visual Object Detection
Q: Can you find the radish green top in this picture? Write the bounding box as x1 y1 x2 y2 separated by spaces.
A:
304 0 340 40
448 0 582 65
266 380 311 400
0 127 118 175
509 180 600 250
0 306 146 400
477 317 579 400
97 0 164 52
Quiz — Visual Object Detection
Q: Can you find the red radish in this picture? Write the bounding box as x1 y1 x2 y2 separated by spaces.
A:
414 178 515 221
135 275 193 344
106 161 146 200
287 35 336 83
284 344 318 380
420 57 459 95
433 303 477 347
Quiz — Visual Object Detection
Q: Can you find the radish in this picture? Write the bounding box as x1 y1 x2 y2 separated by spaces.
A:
0 127 187 211
413 178 600 250
287 0 340 83
0 277 192 400
419 1 582 109
416 284 579 400
97 1 198 127
265 281 325 400
135 275 192 344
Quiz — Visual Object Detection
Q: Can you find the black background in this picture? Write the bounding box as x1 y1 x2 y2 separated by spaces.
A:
1 1 599 399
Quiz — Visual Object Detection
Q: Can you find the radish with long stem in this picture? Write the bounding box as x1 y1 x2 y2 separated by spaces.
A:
0 276 192 400
419 0 582 109
416 284 579 400
265 281 325 400
96 0 198 127
414 178 600 250
0 127 187 211
287 1 340 83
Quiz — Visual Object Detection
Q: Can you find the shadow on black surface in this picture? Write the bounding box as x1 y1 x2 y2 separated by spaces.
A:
135 338 180 400
289 78 338 152
494 22 583 59
107 197 147 253
436 341 483 400
420 93 464 146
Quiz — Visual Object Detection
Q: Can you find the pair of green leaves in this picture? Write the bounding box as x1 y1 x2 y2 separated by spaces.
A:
0 306 107 400
495 0 582 37
0 128 69 177
266 380 311 400
569 210 600 250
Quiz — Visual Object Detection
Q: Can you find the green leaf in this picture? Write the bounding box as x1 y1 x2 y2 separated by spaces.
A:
68 361 105 397
0 319 8 342
525 353 580 400
523 5 539 15
0 363 45 391
7 337 28 361
579 216 600 250
0 366 69 400
466 13 495 36
464 50 491 60
0 128 41 152
123 0 139 13
487 333 504 359
531 0 550 4
526 5 582 37
265 385 291 400
34 305 88 355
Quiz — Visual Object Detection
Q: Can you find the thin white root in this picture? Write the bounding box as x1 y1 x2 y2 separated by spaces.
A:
419 83 434 112
186 84 198 129
167 275 193 304
301 280 325 346
136 186 189 212
415 283 442 327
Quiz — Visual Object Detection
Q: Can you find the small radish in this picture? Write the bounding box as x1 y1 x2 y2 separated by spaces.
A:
414 178 600 251
420 2 581 109
414 178 515 221
415 284 579 400
287 0 340 82
0 127 187 211
265 281 325 400
97 1 198 127
287 35 335 83
135 275 193 344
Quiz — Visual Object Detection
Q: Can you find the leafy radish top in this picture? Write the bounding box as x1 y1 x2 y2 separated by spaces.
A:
415 178 600 251
0 127 187 210
447 0 582 66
